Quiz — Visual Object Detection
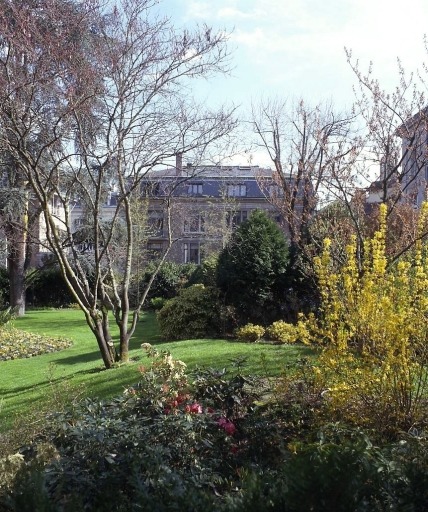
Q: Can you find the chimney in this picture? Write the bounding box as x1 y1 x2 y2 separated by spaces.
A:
175 152 183 176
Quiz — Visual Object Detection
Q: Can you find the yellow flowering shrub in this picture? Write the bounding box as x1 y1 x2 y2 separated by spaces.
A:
266 321 297 343
266 318 312 344
235 323 265 342
312 203 428 434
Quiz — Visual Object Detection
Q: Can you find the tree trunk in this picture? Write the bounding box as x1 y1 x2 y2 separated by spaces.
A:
7 226 26 317
93 317 118 369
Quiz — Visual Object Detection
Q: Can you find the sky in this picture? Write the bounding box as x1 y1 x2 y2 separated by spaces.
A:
156 0 428 164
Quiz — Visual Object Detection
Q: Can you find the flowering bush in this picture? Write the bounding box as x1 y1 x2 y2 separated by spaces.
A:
235 323 265 342
5 341 428 510
310 203 428 434
265 318 311 344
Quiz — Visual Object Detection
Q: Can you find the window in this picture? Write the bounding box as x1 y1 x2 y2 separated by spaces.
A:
142 182 161 196
227 184 247 197
147 242 163 259
188 183 203 195
106 191 118 206
50 195 62 216
148 210 164 234
73 217 85 229
183 242 202 264
227 210 248 227
184 213 204 233
269 184 284 197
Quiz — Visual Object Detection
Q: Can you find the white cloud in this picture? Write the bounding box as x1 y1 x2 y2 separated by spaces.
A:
185 1 212 19
217 7 261 20
172 0 428 110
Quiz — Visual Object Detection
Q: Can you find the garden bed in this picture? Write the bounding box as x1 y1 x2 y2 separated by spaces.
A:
0 328 72 361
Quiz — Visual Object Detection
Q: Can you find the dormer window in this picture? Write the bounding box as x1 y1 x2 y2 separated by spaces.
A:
227 184 246 197
188 183 203 195
269 185 284 197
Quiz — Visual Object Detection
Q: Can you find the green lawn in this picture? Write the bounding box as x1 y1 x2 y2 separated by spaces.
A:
0 308 315 438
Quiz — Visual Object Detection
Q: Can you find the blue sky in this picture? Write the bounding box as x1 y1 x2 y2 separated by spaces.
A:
160 0 428 105
156 0 428 164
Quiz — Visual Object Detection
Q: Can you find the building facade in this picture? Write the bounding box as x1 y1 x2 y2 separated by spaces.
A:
141 160 286 264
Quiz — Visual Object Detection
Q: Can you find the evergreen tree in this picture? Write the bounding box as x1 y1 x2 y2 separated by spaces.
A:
217 210 289 325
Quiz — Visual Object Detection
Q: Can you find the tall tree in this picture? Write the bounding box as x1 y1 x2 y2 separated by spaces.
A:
217 209 289 325
0 0 105 315
0 0 236 368
345 50 428 264
251 98 358 248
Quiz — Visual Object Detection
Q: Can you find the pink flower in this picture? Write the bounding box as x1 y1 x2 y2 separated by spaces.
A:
217 417 236 436
223 422 236 436
186 402 203 414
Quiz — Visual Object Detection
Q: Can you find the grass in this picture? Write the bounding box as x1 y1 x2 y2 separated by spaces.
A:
0 308 315 443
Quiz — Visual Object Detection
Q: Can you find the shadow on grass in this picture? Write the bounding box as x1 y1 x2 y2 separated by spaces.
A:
51 349 104 366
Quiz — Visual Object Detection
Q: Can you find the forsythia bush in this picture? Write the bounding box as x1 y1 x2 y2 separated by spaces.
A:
235 323 265 342
266 318 311 344
312 203 428 434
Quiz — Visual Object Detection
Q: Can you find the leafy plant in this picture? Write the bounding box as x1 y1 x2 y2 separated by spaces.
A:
149 296 166 310
311 203 428 435
0 328 72 361
157 284 224 340
0 307 13 329
217 210 289 325
265 319 311 344
235 323 265 342
140 261 197 301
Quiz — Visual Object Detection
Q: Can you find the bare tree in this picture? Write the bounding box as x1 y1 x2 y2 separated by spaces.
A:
0 0 236 368
344 49 428 264
251 98 358 248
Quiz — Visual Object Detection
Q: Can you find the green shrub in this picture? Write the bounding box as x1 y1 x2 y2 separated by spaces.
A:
0 307 14 328
157 284 223 340
149 296 166 310
0 267 9 308
27 267 74 308
217 210 289 325
187 253 219 287
5 345 428 511
235 323 265 342
140 261 197 301
1 347 247 511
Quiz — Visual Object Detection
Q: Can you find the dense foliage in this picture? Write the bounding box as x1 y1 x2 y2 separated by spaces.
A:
0 267 9 307
157 284 224 340
308 203 428 436
3 346 428 511
217 210 289 325
27 267 75 308
140 261 198 302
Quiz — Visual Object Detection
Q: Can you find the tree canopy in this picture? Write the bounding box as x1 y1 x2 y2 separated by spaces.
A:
217 209 289 325
0 0 236 368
